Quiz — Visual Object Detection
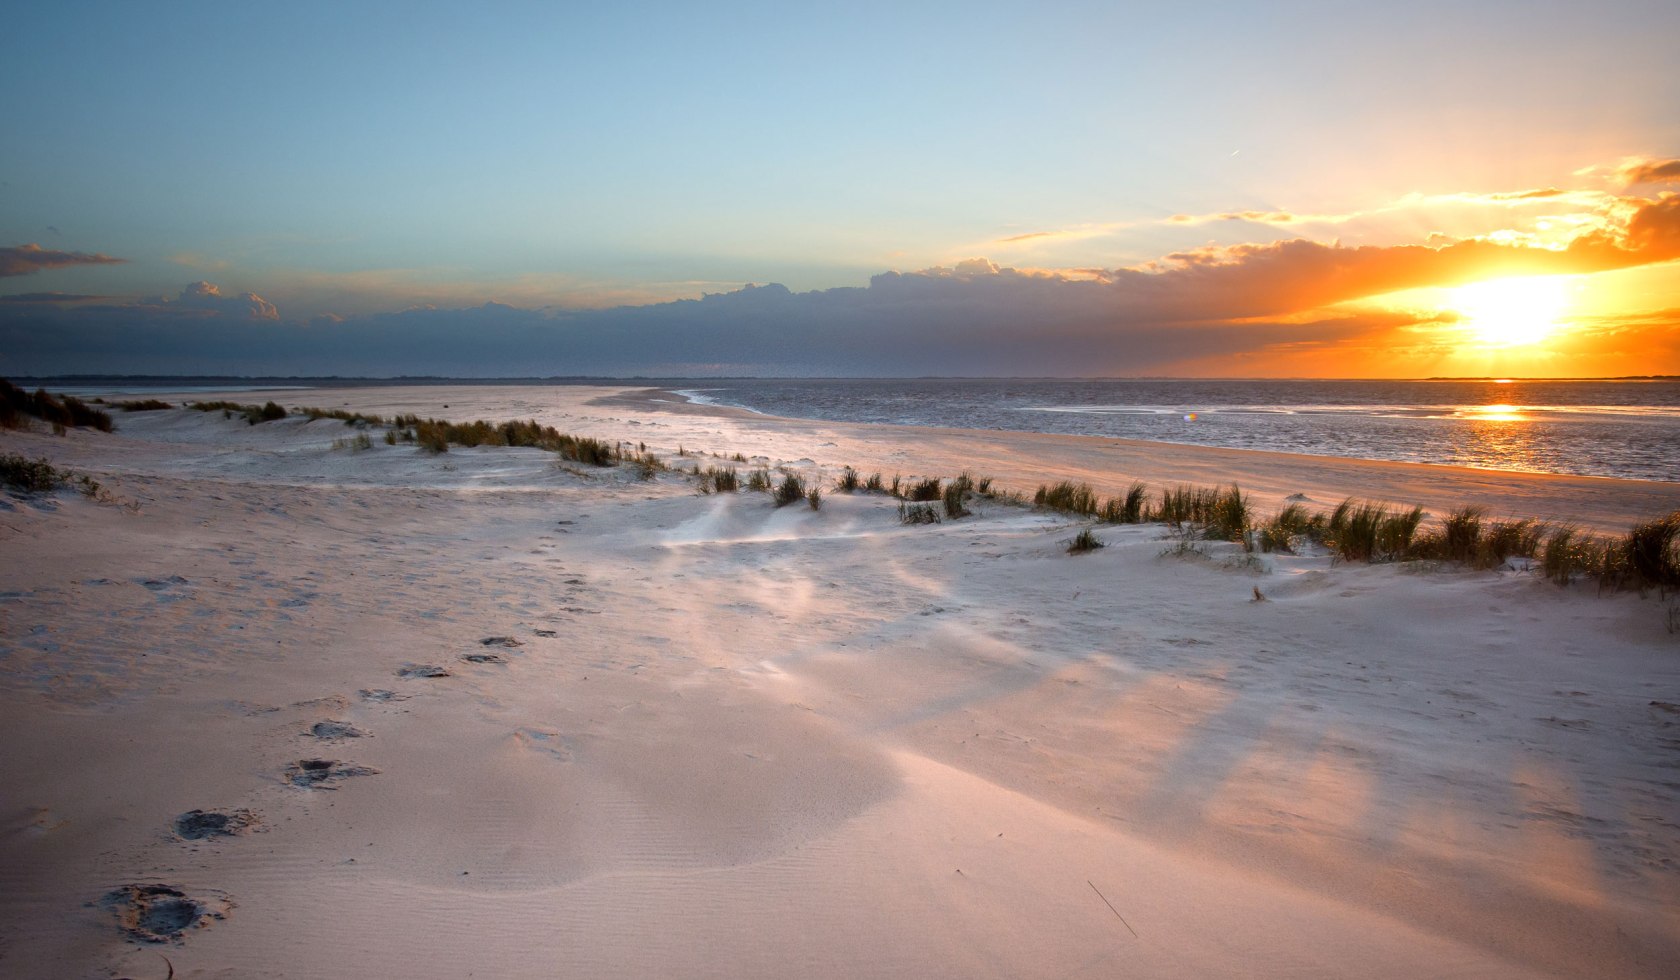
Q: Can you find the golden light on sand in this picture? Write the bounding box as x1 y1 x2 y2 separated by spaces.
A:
1451 275 1572 347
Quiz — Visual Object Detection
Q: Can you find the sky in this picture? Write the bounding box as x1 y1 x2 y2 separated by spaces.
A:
2 0 1678 378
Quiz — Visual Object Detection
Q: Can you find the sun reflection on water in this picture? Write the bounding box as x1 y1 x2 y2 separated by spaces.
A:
1465 403 1527 422
1455 404 1545 472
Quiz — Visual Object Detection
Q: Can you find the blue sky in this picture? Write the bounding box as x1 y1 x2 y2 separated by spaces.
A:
3 1 1678 376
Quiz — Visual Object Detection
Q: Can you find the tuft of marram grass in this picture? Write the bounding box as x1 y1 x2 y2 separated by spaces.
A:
331 432 374 452
1098 482 1149 524
0 453 101 496
113 398 173 412
903 477 942 502
1325 499 1422 563
898 502 941 525
1035 480 1098 516
1625 511 1680 590
773 472 807 507
835 466 862 493
1066 527 1104 554
2 380 115 433
1258 502 1322 553
942 473 972 519
1203 484 1251 544
698 466 739 494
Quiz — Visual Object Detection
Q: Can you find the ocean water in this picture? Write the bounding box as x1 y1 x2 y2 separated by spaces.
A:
677 379 1680 483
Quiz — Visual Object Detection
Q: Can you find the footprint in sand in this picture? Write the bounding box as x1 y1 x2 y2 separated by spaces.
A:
460 652 507 665
396 664 451 679
103 884 232 944
284 759 379 789
173 809 260 841
479 635 524 648
358 688 410 703
305 720 369 740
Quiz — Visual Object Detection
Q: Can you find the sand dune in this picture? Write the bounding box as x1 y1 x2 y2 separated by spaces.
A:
2 385 1677 978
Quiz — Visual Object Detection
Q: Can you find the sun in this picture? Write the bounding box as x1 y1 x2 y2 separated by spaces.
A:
1450 276 1572 347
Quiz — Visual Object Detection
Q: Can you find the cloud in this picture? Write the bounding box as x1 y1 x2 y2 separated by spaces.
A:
1619 158 1680 185
157 281 280 320
1169 210 1304 226
0 243 124 278
4 190 1678 378
1166 188 1610 232
0 292 111 304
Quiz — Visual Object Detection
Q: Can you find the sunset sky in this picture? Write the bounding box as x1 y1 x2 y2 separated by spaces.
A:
3 1 1677 377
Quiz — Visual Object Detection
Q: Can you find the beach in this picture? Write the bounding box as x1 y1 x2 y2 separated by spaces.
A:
2 383 1678 979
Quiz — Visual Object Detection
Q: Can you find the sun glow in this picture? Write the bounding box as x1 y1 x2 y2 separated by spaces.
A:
1451 276 1572 347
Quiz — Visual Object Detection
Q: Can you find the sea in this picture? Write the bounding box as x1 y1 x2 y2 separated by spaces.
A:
675 378 1680 483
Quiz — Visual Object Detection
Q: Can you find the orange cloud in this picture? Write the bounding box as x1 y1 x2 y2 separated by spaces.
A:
1619 158 1680 185
0 243 124 278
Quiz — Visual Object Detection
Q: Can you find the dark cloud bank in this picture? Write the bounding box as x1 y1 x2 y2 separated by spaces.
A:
4 190 1678 377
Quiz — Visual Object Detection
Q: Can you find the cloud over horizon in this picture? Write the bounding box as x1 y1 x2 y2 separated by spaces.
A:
3 185 1678 378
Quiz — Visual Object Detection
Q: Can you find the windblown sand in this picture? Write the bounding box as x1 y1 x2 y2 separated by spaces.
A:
2 384 1677 979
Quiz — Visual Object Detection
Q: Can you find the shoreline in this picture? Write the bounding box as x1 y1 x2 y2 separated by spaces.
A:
73 381 1680 532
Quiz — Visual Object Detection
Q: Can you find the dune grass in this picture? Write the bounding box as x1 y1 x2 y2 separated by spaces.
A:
1035 480 1099 516
901 477 943 503
331 432 374 452
1067 527 1104 554
112 398 174 412
1 453 101 496
1 379 114 433
188 399 287 425
772 472 808 507
898 501 941 525
942 473 973 519
697 466 740 494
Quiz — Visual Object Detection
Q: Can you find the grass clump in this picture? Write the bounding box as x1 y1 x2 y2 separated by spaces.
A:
1067 528 1104 554
745 468 773 493
1 380 114 432
1540 526 1592 585
1625 511 1680 591
942 473 973 519
1257 502 1322 553
1035 480 1098 516
1156 484 1219 527
299 406 386 426
772 472 808 507
902 477 943 503
1099 482 1149 524
331 432 374 452
835 466 862 493
0 453 100 496
1325 499 1423 563
898 502 941 525
415 421 450 453
112 398 173 412
188 399 287 425
1438 505 1485 564
698 466 740 494
1203 484 1251 544
806 485 823 510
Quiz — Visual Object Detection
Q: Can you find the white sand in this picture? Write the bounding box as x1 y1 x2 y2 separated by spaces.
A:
2 384 1677 979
